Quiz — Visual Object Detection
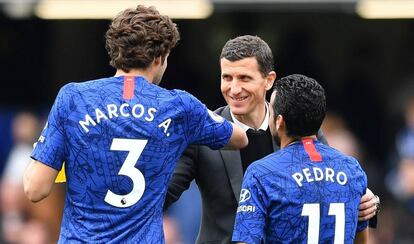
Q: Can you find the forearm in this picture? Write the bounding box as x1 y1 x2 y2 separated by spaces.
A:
23 160 58 202
226 122 248 149
354 228 368 244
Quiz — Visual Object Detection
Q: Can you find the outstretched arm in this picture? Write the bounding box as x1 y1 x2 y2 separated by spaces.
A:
226 122 248 149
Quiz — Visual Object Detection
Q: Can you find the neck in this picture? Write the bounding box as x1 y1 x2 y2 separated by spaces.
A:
233 103 267 130
115 68 154 83
280 135 317 149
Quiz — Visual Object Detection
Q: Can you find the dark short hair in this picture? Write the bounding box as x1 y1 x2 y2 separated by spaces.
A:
220 35 274 77
272 74 326 137
105 5 180 72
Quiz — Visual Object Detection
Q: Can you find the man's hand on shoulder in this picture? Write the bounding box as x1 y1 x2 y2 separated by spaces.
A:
358 188 380 221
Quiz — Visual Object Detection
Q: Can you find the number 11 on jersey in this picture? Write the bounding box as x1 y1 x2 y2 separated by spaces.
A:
301 203 345 244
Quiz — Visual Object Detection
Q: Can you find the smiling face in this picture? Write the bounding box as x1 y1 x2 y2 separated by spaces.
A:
220 57 275 119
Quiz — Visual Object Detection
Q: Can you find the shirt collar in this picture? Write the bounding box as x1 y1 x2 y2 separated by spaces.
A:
230 103 269 132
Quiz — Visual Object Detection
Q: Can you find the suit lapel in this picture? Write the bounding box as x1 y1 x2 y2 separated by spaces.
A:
220 149 243 201
218 106 244 201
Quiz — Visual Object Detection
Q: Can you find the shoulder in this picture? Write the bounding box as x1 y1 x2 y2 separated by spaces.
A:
318 142 366 173
170 90 208 114
53 82 78 103
214 105 227 114
247 146 309 180
318 142 358 164
55 77 114 105
243 157 283 194
60 77 109 93
56 80 96 102
262 147 292 166
171 89 199 102
80 76 119 89
214 105 231 120
60 82 77 93
247 151 285 177
168 88 190 96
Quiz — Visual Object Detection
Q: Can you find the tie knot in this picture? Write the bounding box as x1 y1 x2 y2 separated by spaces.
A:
247 128 266 136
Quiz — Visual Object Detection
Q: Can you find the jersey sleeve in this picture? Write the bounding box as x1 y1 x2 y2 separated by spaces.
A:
232 167 267 244
178 92 233 149
31 84 71 171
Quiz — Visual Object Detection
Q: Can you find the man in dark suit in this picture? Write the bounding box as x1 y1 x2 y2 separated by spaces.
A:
165 35 379 244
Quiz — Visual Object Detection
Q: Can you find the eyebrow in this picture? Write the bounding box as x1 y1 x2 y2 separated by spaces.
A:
238 74 253 79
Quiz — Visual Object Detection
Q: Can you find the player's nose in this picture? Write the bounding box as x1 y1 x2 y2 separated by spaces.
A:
230 80 242 94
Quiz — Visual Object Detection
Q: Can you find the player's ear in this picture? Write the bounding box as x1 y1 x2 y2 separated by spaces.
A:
160 53 169 65
265 71 276 91
153 56 162 66
276 114 285 132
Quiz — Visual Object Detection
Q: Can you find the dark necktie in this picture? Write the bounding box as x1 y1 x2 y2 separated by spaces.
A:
240 128 273 173
246 128 266 136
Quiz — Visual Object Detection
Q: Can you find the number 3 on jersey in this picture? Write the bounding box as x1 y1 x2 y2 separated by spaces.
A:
104 138 147 208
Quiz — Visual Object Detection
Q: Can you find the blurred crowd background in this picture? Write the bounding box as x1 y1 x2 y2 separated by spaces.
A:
1 0 414 243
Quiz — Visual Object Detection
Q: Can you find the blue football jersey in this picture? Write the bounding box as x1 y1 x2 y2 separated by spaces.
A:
31 76 233 243
232 139 368 244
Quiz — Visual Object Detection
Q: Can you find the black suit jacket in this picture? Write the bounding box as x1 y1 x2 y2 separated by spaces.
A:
165 105 327 244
